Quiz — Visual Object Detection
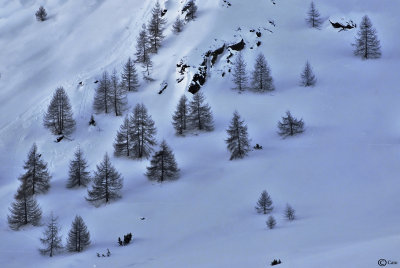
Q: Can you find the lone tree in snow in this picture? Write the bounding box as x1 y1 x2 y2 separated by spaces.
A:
121 57 140 92
39 213 63 257
188 91 214 131
35 6 47 21
130 103 157 159
225 111 250 160
67 147 91 188
284 204 296 221
172 95 189 135
251 53 274 92
43 87 76 136
18 143 51 196
146 140 179 183
255 190 273 214
114 115 131 157
266 215 277 229
277 111 305 137
110 69 127 116
148 1 167 53
353 15 381 59
306 2 323 29
8 181 42 230
300 61 316 87
135 24 153 76
184 0 198 22
93 71 112 114
232 52 248 91
86 153 123 205
66 215 91 252
172 17 184 34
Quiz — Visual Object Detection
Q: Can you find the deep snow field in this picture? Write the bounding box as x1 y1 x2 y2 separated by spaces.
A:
1 0 400 267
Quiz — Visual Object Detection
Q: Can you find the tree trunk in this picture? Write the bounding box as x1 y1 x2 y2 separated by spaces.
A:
160 152 164 182
197 100 201 130
236 124 241 156
105 162 109 203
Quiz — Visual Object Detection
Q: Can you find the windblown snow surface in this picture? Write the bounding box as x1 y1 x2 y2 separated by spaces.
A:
0 0 400 267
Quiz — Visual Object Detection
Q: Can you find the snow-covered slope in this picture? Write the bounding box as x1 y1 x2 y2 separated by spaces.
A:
1 0 400 267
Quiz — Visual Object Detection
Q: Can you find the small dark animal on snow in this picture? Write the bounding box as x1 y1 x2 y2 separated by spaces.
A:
271 259 282 266
94 80 99 84
89 115 96 126
254 144 263 150
269 20 276 27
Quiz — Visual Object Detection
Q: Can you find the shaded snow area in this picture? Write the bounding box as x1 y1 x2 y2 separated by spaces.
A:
1 0 400 267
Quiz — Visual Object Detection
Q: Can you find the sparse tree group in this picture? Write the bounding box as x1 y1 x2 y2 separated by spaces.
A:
134 1 169 77
39 213 92 256
254 191 297 230
232 52 274 92
172 92 214 135
8 0 372 258
114 103 157 159
7 144 51 230
173 0 197 34
93 70 128 116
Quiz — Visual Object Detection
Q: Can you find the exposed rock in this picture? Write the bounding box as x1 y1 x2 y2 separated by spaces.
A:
228 39 245 51
158 81 168 94
329 20 356 31
211 44 225 65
